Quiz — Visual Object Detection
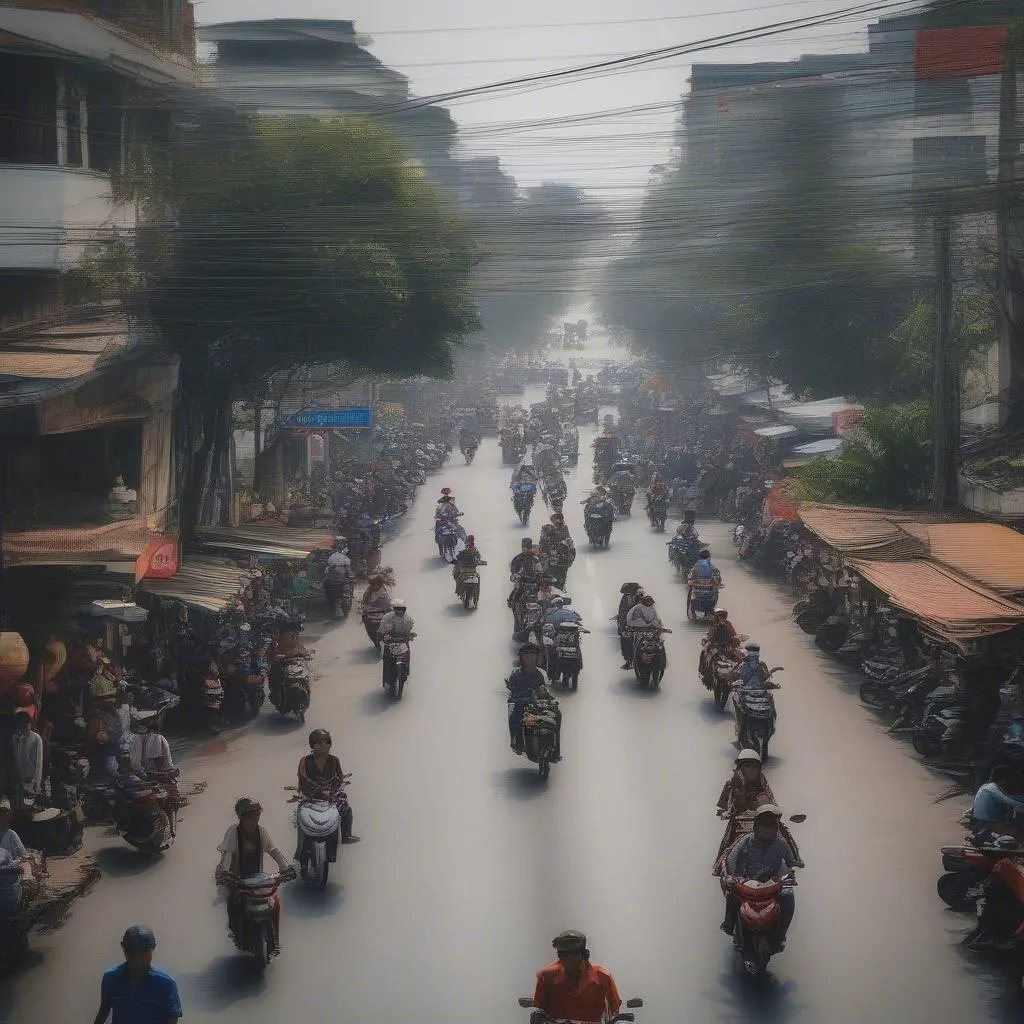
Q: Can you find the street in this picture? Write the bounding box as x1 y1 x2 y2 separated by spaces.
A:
2 395 1013 1024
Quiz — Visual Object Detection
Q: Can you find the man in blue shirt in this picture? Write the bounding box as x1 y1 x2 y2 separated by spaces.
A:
93 926 181 1024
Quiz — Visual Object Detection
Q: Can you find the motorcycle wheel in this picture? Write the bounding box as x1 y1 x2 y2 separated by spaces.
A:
463 592 471 609
912 732 941 758
538 757 550 781
858 681 889 708
937 872 978 912
569 671 579 692
795 609 826 635
312 841 329 891
396 666 407 700
254 925 271 975
760 731 771 760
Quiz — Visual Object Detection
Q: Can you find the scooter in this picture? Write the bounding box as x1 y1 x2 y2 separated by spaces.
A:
647 496 668 531
723 873 797 977
733 669 783 759
515 699 561 780
512 483 536 526
938 829 1024 912
324 568 353 620
632 626 671 690
292 777 350 890
687 580 720 621
435 516 463 561
455 562 486 610
219 869 295 975
584 507 613 548
382 634 415 700
517 996 644 1022
547 621 589 691
275 658 311 724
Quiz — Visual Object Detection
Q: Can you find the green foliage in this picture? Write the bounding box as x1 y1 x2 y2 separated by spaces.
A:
792 400 933 506
136 116 479 397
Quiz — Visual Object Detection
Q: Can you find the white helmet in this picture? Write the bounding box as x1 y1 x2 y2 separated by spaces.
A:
392 598 408 610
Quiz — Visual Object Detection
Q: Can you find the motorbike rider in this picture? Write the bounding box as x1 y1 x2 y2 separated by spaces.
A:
676 508 700 544
459 423 479 450
0 798 31 915
625 592 668 669
128 710 174 774
360 573 392 615
296 729 359 845
730 642 778 736
721 805 803 948
646 475 669 506
510 463 539 489
377 599 417 683
616 583 643 669
453 534 485 592
544 596 583 628
534 576 565 614
509 539 544 609
325 538 352 576
506 643 560 759
267 620 311 711
531 929 621 1024
435 488 460 518
688 548 723 590
970 765 1024 839
700 608 741 677
216 798 295 941
716 750 776 820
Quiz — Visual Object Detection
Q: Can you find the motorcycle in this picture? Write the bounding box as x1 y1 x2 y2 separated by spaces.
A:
517 996 644 1023
546 622 589 690
702 645 741 711
912 684 973 759
220 870 295 974
461 439 478 464
515 697 561 780
455 561 486 609
647 495 668 531
667 536 699 576
382 634 414 699
687 580 720 621
584 505 613 548
543 477 568 515
324 567 354 620
610 484 635 516
87 772 178 855
723 873 797 977
733 669 783 759
435 515 463 561
543 543 574 590
512 483 537 526
275 658 311 724
939 830 1024 912
963 856 1024 1000
292 777 350 890
632 626 671 689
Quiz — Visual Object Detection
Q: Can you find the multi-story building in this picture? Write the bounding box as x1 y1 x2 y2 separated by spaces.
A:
195 18 459 187
0 0 196 597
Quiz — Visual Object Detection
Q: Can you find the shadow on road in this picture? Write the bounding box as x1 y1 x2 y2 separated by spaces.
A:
357 689 400 716
249 714 304 737
94 844 162 878
491 767 549 801
609 677 660 701
710 957 803 1023
349 647 381 664
442 603 473 618
179 954 269 1013
285 882 347 918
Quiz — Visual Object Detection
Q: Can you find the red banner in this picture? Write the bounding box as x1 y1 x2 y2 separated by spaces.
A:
135 535 180 583
832 408 864 438
915 26 1006 80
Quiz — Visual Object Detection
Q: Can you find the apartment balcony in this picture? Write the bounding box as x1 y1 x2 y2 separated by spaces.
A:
0 162 133 271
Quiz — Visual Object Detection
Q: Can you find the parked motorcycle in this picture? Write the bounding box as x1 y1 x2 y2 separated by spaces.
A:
631 626 671 689
939 830 1024 912
912 684 972 759
964 856 1024 999
275 658 311 724
220 870 295 974
90 772 178 855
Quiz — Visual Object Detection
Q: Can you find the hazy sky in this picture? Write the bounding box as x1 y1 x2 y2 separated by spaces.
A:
192 0 877 198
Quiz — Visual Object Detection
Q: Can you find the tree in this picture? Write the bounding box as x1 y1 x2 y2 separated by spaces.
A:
791 401 933 506
125 116 479 535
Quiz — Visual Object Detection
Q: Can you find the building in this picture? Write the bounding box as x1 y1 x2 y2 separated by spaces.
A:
195 18 459 186
0 0 197 618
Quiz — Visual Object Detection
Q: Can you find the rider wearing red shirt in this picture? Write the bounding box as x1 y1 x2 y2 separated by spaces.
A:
532 930 621 1023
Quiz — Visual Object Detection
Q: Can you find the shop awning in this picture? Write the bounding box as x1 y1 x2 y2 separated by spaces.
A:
798 504 941 561
193 525 335 561
754 424 799 439
848 558 1024 642
901 523 1024 598
138 557 252 614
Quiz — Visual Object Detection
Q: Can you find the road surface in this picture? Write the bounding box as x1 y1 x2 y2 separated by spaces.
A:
3 390 1012 1023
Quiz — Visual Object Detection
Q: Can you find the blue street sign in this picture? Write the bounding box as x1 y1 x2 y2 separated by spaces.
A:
284 407 374 429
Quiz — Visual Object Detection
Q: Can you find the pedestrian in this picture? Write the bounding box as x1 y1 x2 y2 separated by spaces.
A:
92 925 181 1024
9 709 43 808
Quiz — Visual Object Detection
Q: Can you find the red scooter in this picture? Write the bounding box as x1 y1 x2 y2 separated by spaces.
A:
723 874 796 977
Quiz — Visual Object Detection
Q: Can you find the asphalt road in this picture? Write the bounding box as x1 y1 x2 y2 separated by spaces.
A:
3 386 1015 1023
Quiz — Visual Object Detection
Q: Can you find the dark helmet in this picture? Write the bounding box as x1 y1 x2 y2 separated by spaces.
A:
640 593 655 605
121 925 157 952
698 549 711 560
684 509 696 522
519 642 541 656
234 797 262 818
308 728 332 748
715 609 728 619
620 582 642 595
552 929 588 954
521 537 534 549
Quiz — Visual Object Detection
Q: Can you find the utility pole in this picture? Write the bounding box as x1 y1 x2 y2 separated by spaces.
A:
933 206 955 512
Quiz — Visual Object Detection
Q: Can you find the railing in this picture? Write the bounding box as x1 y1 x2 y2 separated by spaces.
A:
0 115 57 166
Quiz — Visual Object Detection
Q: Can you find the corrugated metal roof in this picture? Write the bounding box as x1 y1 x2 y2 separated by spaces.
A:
848 558 1024 641
901 523 1024 597
194 525 334 561
3 516 155 567
138 557 252 614
798 504 932 560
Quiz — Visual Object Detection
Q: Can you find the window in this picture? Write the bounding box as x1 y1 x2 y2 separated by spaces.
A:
0 56 57 164
64 83 83 167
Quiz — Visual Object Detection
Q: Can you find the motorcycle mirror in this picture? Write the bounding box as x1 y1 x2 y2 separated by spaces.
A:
789 813 807 823
518 996 534 1008
626 998 644 1008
